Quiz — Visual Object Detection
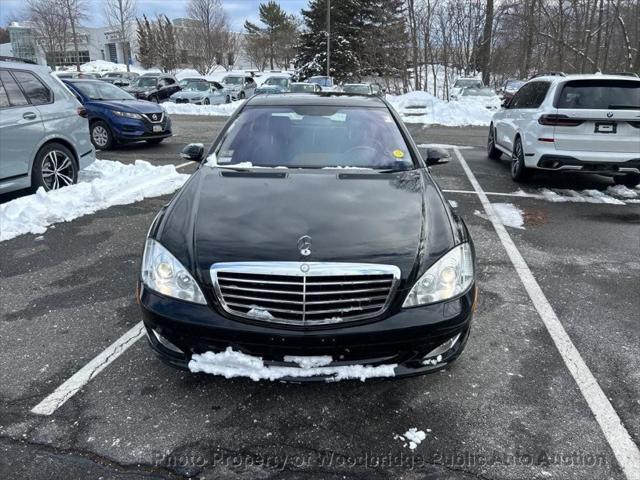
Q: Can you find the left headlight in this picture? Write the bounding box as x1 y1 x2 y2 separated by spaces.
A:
402 243 474 308
113 110 142 119
141 239 207 304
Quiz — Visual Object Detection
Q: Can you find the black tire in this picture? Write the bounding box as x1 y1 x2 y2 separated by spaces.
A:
614 174 640 188
32 142 78 191
90 120 114 150
510 137 532 182
146 138 164 145
487 125 502 160
150 95 159 103
203 97 210 105
239 91 246 99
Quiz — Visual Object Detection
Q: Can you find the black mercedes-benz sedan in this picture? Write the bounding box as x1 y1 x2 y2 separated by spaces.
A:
138 93 477 381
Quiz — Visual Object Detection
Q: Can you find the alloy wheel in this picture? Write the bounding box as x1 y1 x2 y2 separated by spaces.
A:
511 141 522 177
41 150 75 190
92 125 109 148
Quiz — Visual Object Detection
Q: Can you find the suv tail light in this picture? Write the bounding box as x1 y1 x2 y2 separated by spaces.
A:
76 107 88 118
538 114 583 126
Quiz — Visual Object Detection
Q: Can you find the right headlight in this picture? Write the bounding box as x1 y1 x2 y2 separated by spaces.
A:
141 239 206 304
402 243 474 308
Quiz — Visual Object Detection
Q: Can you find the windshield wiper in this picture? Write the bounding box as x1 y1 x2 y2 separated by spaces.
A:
608 104 640 110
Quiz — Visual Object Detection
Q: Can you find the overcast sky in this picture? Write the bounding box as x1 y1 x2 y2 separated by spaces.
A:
0 0 308 31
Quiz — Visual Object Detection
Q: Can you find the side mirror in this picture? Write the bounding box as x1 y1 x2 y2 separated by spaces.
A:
501 98 511 109
421 146 451 166
180 143 205 162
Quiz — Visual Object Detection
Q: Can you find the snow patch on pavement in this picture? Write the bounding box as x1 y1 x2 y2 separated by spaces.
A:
163 100 245 116
476 203 525 229
516 187 628 205
189 347 396 382
0 160 188 241
395 428 429 450
387 91 493 126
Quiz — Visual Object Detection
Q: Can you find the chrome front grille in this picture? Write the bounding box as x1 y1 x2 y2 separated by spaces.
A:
210 262 401 326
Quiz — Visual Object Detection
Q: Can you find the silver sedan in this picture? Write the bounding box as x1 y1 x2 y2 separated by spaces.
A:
169 81 231 105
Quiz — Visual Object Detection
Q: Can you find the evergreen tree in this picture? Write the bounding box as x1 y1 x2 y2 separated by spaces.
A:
244 1 297 70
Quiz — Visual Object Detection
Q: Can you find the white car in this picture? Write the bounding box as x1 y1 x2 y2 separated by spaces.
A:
488 74 640 186
457 87 501 111
449 78 483 100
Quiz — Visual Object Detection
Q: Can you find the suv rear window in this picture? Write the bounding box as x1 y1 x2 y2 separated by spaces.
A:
556 80 640 109
12 71 52 105
212 106 415 170
0 70 29 106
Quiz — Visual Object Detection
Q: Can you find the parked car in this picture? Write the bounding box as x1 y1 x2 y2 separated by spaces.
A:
457 86 502 111
289 82 322 93
488 74 640 186
169 81 230 105
498 79 525 102
64 79 172 149
54 71 102 80
449 78 484 100
138 94 476 380
101 71 139 87
306 75 337 91
220 75 256 100
341 83 374 95
178 77 205 88
370 83 385 97
0 59 95 194
254 76 291 94
124 74 181 103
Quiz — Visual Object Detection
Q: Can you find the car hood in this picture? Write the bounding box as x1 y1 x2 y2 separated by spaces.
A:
172 91 209 99
125 86 156 94
93 100 163 114
157 168 457 286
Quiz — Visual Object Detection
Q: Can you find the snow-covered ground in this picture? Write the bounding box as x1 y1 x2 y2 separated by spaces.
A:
514 186 640 205
0 160 188 242
387 91 494 126
189 347 397 382
163 99 245 116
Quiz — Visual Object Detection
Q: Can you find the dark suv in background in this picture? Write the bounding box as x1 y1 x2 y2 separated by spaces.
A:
124 74 181 102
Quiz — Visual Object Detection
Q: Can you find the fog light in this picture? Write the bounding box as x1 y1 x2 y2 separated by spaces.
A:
422 333 461 365
148 328 184 354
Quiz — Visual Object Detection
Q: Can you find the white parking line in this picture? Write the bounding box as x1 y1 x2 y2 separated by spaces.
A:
31 322 144 416
176 160 195 170
453 147 640 480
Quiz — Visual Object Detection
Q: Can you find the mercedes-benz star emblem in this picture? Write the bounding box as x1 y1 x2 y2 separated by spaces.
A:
606 112 614 118
297 235 312 257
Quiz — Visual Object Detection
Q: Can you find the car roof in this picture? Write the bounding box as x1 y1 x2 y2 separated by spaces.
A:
246 93 386 107
0 59 51 75
530 73 640 83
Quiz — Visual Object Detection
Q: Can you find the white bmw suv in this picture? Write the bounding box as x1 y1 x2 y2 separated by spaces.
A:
488 74 640 187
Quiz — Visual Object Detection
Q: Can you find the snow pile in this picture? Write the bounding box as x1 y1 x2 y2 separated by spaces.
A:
188 347 397 382
605 185 639 199
395 428 429 450
492 203 525 229
518 188 627 205
0 160 188 241
163 99 244 116
387 91 494 126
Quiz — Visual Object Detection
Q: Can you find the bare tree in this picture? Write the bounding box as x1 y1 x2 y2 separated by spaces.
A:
56 0 88 71
186 0 230 74
478 0 494 85
27 0 69 68
104 0 137 71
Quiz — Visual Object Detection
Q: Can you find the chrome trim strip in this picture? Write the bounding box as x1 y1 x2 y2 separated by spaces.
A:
210 262 401 326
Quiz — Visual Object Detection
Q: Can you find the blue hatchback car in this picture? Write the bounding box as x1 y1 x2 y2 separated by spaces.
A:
63 79 172 150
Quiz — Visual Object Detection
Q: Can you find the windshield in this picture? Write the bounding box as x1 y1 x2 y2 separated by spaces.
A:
462 87 495 97
264 77 289 87
454 79 483 88
290 84 315 92
223 76 243 85
131 77 158 88
308 77 332 87
104 73 121 78
557 80 640 109
505 81 524 91
183 82 210 92
212 106 415 170
72 82 135 101
343 84 371 94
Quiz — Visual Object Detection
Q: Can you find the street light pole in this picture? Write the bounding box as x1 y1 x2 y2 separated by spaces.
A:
326 0 331 77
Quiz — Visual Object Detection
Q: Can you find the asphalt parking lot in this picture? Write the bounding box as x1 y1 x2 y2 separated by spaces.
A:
1 115 638 480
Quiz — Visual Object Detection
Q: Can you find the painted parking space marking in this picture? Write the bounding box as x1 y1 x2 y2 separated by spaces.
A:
31 322 144 416
453 147 640 480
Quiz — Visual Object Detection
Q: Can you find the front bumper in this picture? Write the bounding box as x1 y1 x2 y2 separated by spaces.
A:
138 283 476 381
109 114 173 143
